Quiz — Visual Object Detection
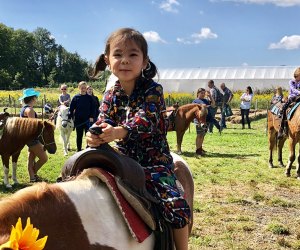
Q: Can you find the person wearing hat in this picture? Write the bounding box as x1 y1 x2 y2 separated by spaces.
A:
19 88 48 183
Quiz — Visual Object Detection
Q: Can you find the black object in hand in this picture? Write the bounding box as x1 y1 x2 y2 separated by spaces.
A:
89 126 103 135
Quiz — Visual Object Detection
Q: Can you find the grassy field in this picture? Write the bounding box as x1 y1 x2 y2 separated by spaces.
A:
1 116 300 249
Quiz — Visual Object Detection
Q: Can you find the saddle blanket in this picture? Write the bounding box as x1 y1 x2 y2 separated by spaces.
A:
287 102 300 120
80 168 151 243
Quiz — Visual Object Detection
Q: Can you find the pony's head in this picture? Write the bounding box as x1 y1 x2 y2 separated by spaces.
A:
57 105 72 129
38 121 57 154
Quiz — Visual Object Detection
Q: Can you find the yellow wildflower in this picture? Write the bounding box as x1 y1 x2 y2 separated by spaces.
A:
0 217 47 250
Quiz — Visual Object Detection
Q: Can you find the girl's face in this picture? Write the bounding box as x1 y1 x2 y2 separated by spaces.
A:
87 87 93 95
61 87 67 93
79 84 87 95
105 40 147 86
295 75 300 82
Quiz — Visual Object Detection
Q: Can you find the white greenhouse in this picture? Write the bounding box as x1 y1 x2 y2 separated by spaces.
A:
107 66 298 93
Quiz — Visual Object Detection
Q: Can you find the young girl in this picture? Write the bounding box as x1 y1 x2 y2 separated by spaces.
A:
58 84 71 107
69 81 94 151
271 86 284 105
86 28 190 249
278 67 300 138
19 88 48 182
87 85 100 123
240 86 254 129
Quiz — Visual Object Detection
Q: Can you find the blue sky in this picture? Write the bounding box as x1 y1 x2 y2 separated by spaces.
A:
1 0 300 69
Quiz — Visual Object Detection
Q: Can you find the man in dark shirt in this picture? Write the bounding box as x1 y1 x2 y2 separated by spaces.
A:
69 81 95 151
220 83 233 129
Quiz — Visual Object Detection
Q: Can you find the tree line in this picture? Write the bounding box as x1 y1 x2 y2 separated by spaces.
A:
0 23 109 90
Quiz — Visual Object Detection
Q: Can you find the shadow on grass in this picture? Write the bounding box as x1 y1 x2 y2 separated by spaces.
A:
181 151 259 159
0 183 31 196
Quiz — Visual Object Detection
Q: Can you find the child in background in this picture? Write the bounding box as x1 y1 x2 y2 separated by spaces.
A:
86 28 190 249
87 85 100 123
58 84 71 107
19 88 48 182
69 81 94 151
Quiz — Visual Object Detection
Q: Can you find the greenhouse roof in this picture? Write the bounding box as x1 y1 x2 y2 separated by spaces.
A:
157 66 297 80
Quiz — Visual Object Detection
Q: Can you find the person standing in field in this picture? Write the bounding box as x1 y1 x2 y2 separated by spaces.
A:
69 81 94 152
207 80 222 133
86 27 191 249
192 88 216 155
19 88 48 182
87 85 100 123
219 82 233 129
240 86 254 129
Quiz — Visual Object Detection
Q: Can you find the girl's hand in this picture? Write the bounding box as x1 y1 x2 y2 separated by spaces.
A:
99 123 116 143
86 131 103 147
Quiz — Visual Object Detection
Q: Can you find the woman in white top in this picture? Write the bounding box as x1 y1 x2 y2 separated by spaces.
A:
240 86 254 129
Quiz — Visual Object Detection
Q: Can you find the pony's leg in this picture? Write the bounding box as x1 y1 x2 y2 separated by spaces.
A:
11 151 20 185
277 138 286 168
176 130 184 154
61 131 68 156
1 155 11 188
66 132 71 151
268 128 276 168
296 144 300 179
286 138 296 177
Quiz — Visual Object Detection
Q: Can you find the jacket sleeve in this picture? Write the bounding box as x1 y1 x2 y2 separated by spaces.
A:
122 84 167 142
68 96 76 119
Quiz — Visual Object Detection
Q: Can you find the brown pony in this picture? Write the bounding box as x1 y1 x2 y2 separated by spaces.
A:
0 117 57 188
167 103 207 154
267 110 287 168
0 152 193 249
284 105 300 178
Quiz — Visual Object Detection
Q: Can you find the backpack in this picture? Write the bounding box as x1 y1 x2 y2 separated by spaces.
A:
214 87 223 104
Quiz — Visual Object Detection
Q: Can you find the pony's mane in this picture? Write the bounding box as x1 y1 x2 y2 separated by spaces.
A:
5 117 40 135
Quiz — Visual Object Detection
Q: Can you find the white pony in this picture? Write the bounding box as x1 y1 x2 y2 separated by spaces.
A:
56 105 74 156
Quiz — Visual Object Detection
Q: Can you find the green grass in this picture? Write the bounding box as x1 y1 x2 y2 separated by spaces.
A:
2 116 300 249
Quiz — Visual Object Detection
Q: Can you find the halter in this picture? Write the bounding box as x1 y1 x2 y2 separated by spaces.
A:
37 125 56 147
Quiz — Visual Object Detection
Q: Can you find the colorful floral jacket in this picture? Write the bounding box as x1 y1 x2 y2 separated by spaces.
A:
98 77 173 167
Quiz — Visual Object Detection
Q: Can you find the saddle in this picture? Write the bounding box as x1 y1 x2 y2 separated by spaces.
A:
0 109 10 140
61 144 174 249
61 144 158 220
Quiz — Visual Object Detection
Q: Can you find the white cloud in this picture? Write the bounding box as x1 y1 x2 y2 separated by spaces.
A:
143 31 166 43
177 28 218 44
159 0 180 13
211 0 300 7
269 35 300 50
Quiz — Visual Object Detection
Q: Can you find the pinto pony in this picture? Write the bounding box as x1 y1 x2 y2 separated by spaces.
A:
167 103 207 154
267 110 287 168
0 117 57 188
0 152 193 249
56 105 74 156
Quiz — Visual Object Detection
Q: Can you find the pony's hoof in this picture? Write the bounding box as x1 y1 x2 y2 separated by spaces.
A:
5 183 12 188
297 176 300 180
64 153 68 156
285 172 291 177
13 180 19 185
269 164 274 168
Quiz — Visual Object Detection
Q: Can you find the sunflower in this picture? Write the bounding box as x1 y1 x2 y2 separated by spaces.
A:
0 217 48 250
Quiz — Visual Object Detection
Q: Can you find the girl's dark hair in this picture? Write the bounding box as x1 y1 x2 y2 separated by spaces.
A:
23 96 36 104
90 28 158 80
247 86 253 94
